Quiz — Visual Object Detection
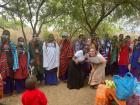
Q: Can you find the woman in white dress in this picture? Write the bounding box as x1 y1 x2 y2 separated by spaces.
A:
42 34 60 85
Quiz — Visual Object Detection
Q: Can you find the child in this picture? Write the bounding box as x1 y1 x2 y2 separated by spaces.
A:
29 59 44 85
22 76 48 105
29 59 35 77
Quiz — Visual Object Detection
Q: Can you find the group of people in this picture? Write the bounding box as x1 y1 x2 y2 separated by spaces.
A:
100 34 140 80
0 29 140 97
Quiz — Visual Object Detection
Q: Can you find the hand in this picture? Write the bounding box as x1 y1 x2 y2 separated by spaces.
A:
75 60 79 64
0 74 2 80
128 64 131 71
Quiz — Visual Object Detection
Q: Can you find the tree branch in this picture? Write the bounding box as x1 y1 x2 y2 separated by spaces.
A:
0 26 5 30
45 13 63 23
27 0 34 31
34 0 45 34
0 1 10 8
90 2 123 35
36 20 45 37
131 1 140 11
103 3 120 18
19 14 27 45
81 0 92 31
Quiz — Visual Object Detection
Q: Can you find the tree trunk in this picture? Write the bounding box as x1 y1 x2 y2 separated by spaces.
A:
32 30 37 38
19 15 28 46
90 28 96 37
0 26 5 30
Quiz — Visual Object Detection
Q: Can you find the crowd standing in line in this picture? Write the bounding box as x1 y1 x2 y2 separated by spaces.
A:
0 29 140 104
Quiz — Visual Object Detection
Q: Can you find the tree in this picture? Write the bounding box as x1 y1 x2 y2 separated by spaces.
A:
0 0 64 44
51 0 131 37
1 0 140 39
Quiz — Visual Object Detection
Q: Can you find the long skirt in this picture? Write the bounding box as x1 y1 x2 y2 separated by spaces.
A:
131 67 140 81
15 79 26 93
67 60 83 89
81 62 91 77
105 63 111 76
3 77 14 95
36 71 44 82
109 62 118 76
89 63 106 86
118 65 129 77
45 68 58 85
59 58 72 81
59 70 67 81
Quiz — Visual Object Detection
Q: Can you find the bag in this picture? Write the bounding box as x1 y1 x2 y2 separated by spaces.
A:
134 80 140 95
113 72 136 100
95 84 109 105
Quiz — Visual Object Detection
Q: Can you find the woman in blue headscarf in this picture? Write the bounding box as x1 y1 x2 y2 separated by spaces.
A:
130 36 140 81
0 30 19 95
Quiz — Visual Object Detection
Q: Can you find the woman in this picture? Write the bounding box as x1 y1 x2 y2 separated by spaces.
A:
59 32 74 81
14 37 29 93
88 48 106 88
43 34 60 85
130 36 140 81
0 30 19 95
118 36 131 77
67 45 89 89
29 37 44 83
110 36 119 75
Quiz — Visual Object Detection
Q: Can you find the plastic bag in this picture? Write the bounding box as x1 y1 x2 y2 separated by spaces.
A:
113 72 136 100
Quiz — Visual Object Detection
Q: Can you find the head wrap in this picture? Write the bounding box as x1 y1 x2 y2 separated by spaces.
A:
46 34 55 42
61 32 69 38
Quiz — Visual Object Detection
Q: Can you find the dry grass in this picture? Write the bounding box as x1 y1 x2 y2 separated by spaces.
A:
0 28 33 43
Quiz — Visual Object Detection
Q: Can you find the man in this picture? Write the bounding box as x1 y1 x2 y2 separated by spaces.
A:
0 30 19 95
59 32 74 81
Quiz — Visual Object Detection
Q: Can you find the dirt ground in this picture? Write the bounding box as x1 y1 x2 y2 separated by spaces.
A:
0 82 96 105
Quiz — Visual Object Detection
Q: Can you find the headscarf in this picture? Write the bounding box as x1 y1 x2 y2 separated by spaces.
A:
61 32 69 39
46 34 55 43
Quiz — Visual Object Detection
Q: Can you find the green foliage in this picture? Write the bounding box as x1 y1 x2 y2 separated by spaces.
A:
42 28 50 41
0 17 21 29
1 0 140 38
97 21 123 37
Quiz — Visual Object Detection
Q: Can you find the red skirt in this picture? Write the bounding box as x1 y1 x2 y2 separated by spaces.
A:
0 52 10 80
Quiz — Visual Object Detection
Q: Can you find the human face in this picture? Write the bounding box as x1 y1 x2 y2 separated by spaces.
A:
83 45 89 53
1 34 10 42
89 48 97 57
62 35 68 40
119 34 124 40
